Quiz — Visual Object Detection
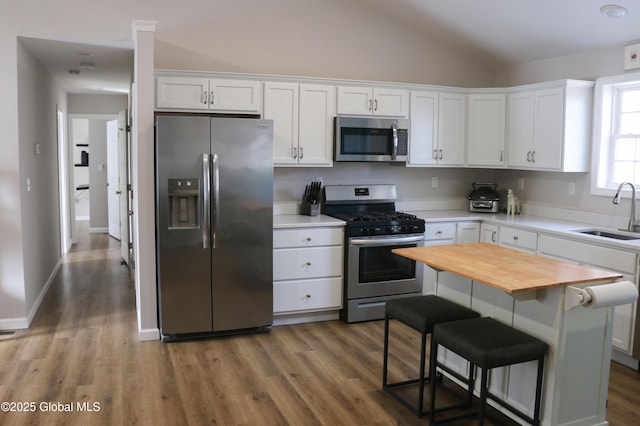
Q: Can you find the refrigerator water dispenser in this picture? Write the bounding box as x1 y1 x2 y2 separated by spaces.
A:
168 178 199 229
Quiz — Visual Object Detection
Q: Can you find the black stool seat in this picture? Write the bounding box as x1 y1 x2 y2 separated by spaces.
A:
430 317 549 425
383 295 480 418
434 317 548 369
386 295 482 333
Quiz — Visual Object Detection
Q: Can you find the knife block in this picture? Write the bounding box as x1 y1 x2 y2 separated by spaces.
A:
301 199 319 216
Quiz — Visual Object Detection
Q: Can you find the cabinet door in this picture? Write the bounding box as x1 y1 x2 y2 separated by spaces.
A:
467 94 506 167
337 86 373 115
373 87 409 117
408 91 438 166
265 82 299 165
456 222 480 243
438 92 466 166
480 223 499 244
209 79 262 113
532 87 564 169
507 91 534 168
156 76 209 110
298 84 336 166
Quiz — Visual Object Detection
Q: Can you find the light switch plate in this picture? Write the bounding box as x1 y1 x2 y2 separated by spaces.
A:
624 42 640 71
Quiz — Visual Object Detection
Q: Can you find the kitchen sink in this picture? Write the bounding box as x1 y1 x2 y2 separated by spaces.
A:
573 229 640 240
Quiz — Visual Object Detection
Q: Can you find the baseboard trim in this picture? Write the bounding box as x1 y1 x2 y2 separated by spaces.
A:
89 227 109 234
138 328 160 341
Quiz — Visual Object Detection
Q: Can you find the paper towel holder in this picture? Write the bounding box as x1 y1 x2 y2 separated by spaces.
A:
564 281 639 311
564 286 592 311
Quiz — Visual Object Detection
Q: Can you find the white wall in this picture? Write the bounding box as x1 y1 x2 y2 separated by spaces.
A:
3 39 66 329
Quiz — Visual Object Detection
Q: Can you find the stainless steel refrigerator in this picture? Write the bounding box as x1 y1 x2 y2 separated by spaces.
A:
155 114 273 339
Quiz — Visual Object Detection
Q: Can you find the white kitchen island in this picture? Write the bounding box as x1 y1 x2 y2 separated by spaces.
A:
394 243 626 426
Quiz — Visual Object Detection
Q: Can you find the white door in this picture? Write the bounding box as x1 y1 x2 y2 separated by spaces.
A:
107 119 120 240
118 110 130 265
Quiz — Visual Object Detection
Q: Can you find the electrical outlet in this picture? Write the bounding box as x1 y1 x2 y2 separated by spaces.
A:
315 176 323 186
431 176 438 188
568 182 575 195
518 178 525 190
625 42 640 71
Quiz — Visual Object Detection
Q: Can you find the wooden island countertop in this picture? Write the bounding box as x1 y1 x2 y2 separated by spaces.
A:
393 242 623 294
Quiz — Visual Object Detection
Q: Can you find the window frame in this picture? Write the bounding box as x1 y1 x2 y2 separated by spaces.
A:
591 71 640 197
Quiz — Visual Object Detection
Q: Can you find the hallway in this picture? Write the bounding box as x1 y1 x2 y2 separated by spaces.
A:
1 225 639 425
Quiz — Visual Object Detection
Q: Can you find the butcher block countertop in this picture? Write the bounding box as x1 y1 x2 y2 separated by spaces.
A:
393 242 623 294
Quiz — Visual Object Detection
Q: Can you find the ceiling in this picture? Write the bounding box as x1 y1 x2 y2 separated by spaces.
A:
19 0 640 94
365 0 640 66
19 37 134 95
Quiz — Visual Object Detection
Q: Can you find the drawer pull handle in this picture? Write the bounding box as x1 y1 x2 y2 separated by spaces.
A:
436 231 442 235
306 237 312 241
513 236 519 241
306 262 311 266
305 294 311 299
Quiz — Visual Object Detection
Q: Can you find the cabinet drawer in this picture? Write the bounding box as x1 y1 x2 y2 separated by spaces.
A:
274 277 342 313
425 222 456 240
499 226 537 251
273 227 344 248
273 246 343 281
539 235 637 275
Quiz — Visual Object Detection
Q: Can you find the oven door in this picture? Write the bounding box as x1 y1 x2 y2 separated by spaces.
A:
347 234 424 300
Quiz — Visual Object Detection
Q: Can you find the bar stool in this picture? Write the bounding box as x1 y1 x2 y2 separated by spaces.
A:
383 295 480 417
429 317 549 425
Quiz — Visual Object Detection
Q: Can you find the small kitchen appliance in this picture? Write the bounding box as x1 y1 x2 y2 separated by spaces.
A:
334 117 409 163
323 184 425 322
468 182 500 213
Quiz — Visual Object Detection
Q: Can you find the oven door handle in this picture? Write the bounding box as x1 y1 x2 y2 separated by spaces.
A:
350 235 425 246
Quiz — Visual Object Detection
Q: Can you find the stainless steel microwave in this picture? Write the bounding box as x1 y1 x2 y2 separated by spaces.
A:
334 117 409 163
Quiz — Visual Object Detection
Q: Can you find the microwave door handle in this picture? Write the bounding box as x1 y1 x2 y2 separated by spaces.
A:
391 123 398 160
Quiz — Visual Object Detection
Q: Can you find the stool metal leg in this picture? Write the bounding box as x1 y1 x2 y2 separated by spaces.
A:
533 356 545 426
417 330 428 417
478 368 489 426
382 314 390 388
428 338 438 425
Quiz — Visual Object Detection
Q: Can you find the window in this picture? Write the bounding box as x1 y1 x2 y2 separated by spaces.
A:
592 72 640 196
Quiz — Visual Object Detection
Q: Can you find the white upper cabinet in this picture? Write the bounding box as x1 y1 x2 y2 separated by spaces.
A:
467 93 506 167
506 80 593 171
408 90 465 166
337 86 409 117
265 82 336 167
408 91 438 166
156 76 262 113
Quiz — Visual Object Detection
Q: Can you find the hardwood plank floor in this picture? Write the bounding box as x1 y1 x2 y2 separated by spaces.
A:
1 226 639 425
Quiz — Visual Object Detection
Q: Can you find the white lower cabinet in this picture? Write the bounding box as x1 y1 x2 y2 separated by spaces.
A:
273 226 344 321
538 235 639 354
498 226 537 252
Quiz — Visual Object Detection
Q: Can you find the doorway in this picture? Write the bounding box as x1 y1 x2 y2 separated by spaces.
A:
67 113 131 266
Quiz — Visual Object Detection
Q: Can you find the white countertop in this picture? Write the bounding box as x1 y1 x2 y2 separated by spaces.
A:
409 209 640 250
274 214 346 229
274 210 640 250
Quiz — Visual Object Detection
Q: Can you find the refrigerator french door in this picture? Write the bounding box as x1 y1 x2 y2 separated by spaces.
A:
155 114 273 338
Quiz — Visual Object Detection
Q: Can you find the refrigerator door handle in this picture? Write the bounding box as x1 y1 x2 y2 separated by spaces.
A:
202 153 210 249
212 153 220 249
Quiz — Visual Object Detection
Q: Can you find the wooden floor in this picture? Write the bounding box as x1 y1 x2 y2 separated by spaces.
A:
1 227 640 425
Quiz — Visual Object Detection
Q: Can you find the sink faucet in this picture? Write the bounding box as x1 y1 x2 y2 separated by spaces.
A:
612 182 639 232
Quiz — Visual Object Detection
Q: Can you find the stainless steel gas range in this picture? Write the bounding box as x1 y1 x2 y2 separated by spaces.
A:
323 184 425 322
